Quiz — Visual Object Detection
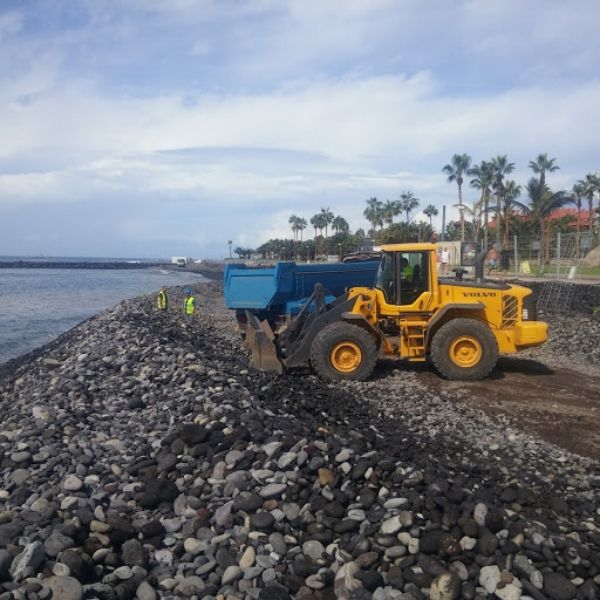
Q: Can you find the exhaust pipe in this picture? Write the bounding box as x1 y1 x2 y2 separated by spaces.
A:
475 248 487 283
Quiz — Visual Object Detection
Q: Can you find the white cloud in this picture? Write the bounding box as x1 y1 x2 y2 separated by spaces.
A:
2 0 600 255
0 11 23 40
2 73 599 201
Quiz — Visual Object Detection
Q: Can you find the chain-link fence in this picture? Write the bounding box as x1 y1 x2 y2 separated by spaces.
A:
505 230 600 278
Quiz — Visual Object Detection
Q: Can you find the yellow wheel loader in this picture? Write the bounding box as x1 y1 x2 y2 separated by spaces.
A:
228 244 548 381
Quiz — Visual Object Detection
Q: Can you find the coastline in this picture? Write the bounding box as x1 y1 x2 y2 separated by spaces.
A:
0 269 211 370
0 280 210 382
182 261 225 281
0 281 598 599
0 315 96 382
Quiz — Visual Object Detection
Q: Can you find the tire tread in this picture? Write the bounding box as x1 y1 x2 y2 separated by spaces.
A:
430 318 498 381
310 321 378 381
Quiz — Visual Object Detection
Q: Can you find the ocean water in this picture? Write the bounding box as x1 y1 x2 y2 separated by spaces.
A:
0 267 206 365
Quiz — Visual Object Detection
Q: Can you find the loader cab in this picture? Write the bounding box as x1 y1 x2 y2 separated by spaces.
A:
375 249 431 307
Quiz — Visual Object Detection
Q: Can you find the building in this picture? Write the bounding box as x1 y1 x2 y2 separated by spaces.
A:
171 256 189 267
489 208 594 230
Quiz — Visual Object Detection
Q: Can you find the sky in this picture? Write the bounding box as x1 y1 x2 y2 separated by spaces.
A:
1 0 599 258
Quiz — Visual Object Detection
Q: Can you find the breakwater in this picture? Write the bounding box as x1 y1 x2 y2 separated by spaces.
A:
0 261 163 269
0 282 598 599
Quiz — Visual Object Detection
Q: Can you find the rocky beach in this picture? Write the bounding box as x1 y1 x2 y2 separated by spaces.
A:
0 282 599 600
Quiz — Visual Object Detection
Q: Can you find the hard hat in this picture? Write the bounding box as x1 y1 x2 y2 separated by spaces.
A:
184 287 192 294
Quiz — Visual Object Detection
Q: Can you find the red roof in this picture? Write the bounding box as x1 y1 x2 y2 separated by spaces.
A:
547 208 592 223
489 208 592 228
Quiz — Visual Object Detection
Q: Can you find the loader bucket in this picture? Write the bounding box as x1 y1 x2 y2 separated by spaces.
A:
244 312 284 374
243 325 254 351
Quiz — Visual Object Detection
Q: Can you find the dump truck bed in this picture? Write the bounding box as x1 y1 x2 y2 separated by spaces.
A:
224 260 379 316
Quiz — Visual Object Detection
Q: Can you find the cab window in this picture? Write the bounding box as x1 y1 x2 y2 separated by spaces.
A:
398 251 429 305
375 252 395 302
376 251 430 305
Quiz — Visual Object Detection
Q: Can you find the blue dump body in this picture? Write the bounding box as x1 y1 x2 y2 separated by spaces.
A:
224 261 380 317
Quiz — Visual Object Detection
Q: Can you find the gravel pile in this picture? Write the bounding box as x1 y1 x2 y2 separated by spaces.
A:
0 282 599 600
529 312 600 371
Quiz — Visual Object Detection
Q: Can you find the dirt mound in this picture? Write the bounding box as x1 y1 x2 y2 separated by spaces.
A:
582 244 600 266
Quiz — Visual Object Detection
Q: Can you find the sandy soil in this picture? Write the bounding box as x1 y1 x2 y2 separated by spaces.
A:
406 356 600 460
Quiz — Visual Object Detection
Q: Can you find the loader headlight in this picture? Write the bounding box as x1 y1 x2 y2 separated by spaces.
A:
522 308 529 320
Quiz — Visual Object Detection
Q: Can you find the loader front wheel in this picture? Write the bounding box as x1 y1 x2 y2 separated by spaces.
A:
310 322 378 381
430 318 498 380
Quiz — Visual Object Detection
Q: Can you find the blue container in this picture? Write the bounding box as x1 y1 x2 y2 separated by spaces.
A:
224 261 379 316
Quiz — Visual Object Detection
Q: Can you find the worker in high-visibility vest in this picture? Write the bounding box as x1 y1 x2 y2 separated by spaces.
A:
157 287 168 311
400 257 413 280
183 288 196 323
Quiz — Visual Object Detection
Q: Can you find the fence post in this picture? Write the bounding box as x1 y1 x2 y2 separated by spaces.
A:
513 236 518 275
555 231 561 279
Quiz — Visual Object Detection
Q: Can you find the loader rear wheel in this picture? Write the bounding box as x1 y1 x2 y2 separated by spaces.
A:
310 322 378 381
430 318 498 381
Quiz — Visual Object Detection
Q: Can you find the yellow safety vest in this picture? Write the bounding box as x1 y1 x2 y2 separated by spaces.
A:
157 291 167 310
184 296 196 315
402 265 413 279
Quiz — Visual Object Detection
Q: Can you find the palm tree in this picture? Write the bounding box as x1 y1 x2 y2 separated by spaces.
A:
501 179 522 247
310 213 328 258
528 153 559 189
400 191 420 223
423 204 439 228
490 155 515 248
332 215 349 234
380 200 400 226
288 214 300 242
579 173 600 230
456 200 482 240
518 178 572 265
363 197 384 233
572 182 584 255
319 207 334 238
310 214 321 240
442 153 472 241
469 160 495 249
296 217 307 242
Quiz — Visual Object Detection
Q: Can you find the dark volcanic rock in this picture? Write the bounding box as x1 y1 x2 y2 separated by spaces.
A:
178 423 209 445
543 572 578 600
250 511 276 531
0 281 598 600
233 493 263 513
139 477 180 508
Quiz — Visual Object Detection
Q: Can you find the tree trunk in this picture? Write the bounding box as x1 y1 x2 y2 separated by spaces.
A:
576 202 580 257
483 192 489 250
589 196 594 230
458 183 465 241
496 193 502 249
539 218 545 267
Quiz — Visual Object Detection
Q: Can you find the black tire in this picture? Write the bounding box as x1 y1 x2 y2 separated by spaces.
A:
430 318 498 381
310 321 378 381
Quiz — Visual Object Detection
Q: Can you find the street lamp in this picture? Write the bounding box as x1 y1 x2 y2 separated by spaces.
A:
337 243 342 262
227 240 232 259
